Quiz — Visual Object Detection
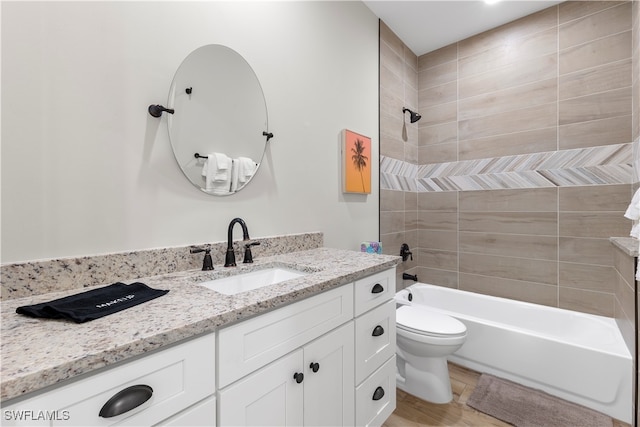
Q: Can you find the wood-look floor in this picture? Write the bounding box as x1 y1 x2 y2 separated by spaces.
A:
383 363 631 427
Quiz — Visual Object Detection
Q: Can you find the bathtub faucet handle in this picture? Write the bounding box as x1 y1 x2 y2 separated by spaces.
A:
400 243 413 262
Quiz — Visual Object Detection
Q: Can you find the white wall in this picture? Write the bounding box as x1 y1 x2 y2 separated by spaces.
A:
1 1 380 263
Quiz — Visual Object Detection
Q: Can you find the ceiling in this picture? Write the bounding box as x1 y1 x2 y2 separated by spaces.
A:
362 1 564 56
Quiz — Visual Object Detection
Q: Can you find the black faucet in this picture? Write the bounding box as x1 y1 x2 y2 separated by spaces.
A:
225 218 250 267
400 243 413 262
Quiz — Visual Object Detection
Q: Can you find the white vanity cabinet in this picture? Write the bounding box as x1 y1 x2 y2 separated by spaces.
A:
1 333 216 426
217 266 397 427
217 284 355 426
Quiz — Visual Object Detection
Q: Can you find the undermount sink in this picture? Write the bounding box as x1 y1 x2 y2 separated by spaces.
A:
198 266 308 295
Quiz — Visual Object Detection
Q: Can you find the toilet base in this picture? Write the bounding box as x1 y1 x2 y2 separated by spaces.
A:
396 356 453 404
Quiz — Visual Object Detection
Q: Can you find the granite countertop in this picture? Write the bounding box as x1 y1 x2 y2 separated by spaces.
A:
610 237 639 257
0 248 400 402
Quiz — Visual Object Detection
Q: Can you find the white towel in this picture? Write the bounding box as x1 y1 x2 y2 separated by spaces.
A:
201 153 231 181
624 188 640 220
206 177 231 194
237 157 257 183
201 153 231 193
212 152 230 181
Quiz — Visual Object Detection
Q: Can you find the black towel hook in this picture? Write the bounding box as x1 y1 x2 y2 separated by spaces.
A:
148 104 175 118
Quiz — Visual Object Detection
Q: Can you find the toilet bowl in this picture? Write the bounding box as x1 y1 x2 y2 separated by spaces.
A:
396 305 467 404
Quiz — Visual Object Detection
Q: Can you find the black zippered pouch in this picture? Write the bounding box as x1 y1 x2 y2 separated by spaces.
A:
16 282 169 323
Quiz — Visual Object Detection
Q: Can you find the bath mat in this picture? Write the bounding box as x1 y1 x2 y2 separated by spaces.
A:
467 373 613 427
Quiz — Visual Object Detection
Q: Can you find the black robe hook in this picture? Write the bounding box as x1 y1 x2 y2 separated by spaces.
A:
148 104 175 118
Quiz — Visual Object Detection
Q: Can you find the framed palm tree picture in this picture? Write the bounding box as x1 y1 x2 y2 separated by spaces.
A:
342 129 371 194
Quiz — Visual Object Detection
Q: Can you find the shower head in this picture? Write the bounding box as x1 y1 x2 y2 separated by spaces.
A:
402 107 422 123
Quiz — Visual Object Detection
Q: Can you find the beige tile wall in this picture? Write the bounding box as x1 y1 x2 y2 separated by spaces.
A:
379 21 419 284
558 184 629 314
380 2 636 316
458 187 559 306
380 21 419 165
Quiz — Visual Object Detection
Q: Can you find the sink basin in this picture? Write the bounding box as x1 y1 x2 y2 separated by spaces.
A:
198 267 307 295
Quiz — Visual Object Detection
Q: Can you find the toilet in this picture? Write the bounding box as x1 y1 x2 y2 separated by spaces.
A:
396 304 467 404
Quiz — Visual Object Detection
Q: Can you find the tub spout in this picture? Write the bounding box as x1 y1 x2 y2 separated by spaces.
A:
403 273 418 282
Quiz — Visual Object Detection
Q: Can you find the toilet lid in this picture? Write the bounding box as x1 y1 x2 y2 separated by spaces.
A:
397 305 466 336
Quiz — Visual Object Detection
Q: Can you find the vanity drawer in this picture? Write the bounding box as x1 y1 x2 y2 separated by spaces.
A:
2 333 215 426
355 355 396 427
217 283 354 388
355 300 396 385
354 268 396 317
159 395 216 426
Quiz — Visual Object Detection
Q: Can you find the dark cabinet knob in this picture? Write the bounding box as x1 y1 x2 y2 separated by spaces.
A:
99 384 153 418
372 386 385 401
310 362 320 373
372 325 385 337
371 283 384 294
293 372 304 383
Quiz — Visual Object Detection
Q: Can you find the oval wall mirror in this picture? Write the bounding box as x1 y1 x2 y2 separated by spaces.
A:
167 44 268 195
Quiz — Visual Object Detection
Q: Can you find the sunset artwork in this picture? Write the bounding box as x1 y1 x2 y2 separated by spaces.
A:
343 129 371 194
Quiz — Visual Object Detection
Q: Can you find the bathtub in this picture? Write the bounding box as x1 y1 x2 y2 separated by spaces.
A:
396 283 632 423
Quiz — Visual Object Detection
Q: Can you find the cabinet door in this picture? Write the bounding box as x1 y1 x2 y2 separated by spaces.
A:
303 322 355 427
218 349 304 427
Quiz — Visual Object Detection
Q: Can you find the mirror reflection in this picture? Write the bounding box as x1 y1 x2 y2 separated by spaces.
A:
167 44 268 195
